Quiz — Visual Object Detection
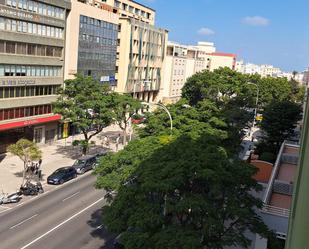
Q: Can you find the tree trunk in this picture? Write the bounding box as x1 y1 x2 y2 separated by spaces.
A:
22 161 27 187
123 125 127 145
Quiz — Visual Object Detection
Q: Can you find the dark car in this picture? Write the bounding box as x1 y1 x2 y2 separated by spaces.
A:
113 234 124 249
72 155 97 174
47 167 77 185
93 151 108 168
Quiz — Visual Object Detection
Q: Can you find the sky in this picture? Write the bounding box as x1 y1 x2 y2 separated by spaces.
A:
138 0 309 72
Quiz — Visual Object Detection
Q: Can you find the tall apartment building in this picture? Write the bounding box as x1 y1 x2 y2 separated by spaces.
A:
64 0 118 82
0 0 70 154
67 0 167 103
161 41 236 104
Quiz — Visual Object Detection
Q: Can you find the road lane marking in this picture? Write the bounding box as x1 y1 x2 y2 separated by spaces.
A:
20 197 104 249
62 191 80 202
10 214 38 230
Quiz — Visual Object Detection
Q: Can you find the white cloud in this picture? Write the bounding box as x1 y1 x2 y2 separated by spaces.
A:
197 27 215 36
242 16 270 26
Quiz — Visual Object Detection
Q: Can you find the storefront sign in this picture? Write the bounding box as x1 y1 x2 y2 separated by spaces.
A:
0 114 61 131
0 79 36 86
0 6 64 27
62 122 69 138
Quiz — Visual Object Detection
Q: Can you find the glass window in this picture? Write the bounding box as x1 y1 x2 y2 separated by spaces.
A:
38 3 43 14
42 4 47 15
26 66 31 76
28 1 33 11
33 1 37 12
10 88 14 98
22 22 27 33
18 0 22 8
37 25 42 35
0 17 5 30
12 0 16 7
6 19 11 31
50 27 54 37
31 66 35 76
40 66 45 76
6 0 12 6
17 21 22 32
22 0 27 10
46 26 50 36
36 66 40 76
0 41 4 53
0 88 3 99
28 23 32 33
27 44 36 55
6 42 15 53
46 47 53 56
33 23 37 34
11 20 16 31
0 65 4 76
42 25 46 36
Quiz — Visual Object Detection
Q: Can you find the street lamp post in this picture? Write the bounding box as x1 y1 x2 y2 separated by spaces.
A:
247 82 259 131
141 102 173 135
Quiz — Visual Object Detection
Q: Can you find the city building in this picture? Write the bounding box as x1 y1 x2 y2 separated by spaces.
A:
285 91 309 249
0 0 71 154
161 41 236 104
238 141 300 249
113 0 168 103
64 0 118 83
115 16 168 103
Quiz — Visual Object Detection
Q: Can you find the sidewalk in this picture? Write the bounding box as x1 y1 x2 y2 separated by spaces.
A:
0 125 123 194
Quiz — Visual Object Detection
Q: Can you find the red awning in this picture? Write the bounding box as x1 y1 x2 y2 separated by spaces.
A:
0 115 62 131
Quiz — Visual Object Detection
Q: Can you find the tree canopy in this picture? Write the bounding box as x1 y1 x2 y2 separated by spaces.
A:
53 75 114 154
96 134 270 249
8 138 42 186
259 100 302 153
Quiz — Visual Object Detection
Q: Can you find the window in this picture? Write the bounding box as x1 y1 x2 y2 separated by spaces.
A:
11 20 16 31
16 43 27 54
0 17 5 30
6 42 15 53
46 47 53 56
27 44 36 55
28 23 32 33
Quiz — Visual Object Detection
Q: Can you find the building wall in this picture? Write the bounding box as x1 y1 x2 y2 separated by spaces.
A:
0 0 70 152
207 53 236 71
64 0 118 80
115 17 168 103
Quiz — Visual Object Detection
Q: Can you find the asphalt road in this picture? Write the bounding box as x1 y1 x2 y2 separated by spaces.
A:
0 173 115 249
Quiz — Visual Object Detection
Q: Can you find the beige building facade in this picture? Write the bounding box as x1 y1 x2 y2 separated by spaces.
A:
75 0 167 103
162 41 237 104
0 0 71 153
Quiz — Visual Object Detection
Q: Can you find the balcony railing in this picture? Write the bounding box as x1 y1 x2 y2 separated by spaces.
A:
262 204 290 218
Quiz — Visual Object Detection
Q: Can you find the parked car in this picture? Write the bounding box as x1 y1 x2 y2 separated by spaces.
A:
113 234 124 249
73 155 97 174
47 167 77 185
93 151 108 168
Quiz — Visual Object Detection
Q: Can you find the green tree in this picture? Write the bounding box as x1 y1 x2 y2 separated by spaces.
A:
8 138 42 186
260 100 302 153
96 135 270 249
53 75 114 154
110 93 141 145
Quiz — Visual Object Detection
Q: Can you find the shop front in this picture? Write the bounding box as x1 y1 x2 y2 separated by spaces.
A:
0 115 61 154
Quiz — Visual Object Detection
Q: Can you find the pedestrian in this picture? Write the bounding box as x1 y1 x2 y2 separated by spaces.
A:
106 136 110 149
103 136 108 147
38 158 42 167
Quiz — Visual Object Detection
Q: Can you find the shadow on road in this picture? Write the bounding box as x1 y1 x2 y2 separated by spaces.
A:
87 208 116 249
